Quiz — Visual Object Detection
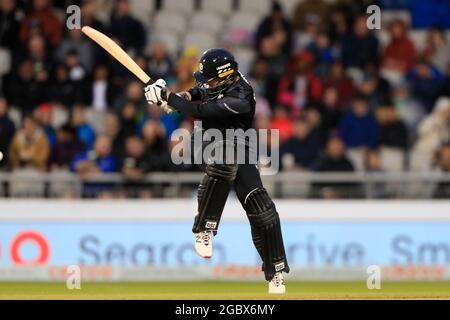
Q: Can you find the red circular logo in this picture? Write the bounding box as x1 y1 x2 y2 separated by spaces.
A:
10 231 50 265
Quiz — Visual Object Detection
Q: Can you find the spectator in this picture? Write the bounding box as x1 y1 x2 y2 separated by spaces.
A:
270 105 293 142
277 50 323 117
113 80 146 111
50 123 84 170
20 0 63 48
47 64 78 107
0 0 21 48
70 104 96 149
433 143 450 198
380 20 417 82
392 81 425 135
311 135 356 198
339 95 378 150
103 112 125 159
141 120 171 171
411 97 450 171
55 28 94 72
71 134 118 177
340 15 378 68
423 27 450 74
109 0 146 54
35 103 57 149
147 41 174 81
407 59 446 112
0 97 15 167
255 2 292 54
4 59 47 112
306 31 335 76
323 60 355 106
88 64 117 111
119 102 138 138
376 105 408 150
9 115 49 170
280 118 320 170
122 135 149 180
292 0 330 30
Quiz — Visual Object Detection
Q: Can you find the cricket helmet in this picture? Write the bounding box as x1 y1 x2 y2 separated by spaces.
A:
194 48 238 99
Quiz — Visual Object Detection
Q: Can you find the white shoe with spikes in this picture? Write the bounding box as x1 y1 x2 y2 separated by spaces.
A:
194 231 213 259
268 272 286 294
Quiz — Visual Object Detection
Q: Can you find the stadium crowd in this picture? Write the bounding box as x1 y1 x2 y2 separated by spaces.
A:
0 0 450 198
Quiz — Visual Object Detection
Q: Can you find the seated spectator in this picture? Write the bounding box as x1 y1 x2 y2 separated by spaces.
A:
109 0 146 54
71 134 118 178
119 102 138 138
277 50 323 117
4 59 46 112
113 80 146 111
433 143 450 198
122 136 149 180
407 59 446 112
55 28 94 72
103 112 126 159
0 97 16 168
292 0 330 30
306 32 335 76
339 95 378 150
88 64 117 111
340 15 379 68
380 20 416 82
411 97 450 171
323 61 355 106
169 59 196 93
0 0 21 48
20 0 63 48
47 64 78 108
147 41 174 81
35 103 57 149
64 49 89 103
423 27 450 74
141 120 171 172
70 104 96 150
392 81 425 135
311 135 356 198
50 124 84 170
376 105 408 150
280 118 320 170
255 2 292 54
9 115 49 171
270 105 293 142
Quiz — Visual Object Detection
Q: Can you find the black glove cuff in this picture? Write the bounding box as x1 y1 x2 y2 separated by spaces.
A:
160 87 168 101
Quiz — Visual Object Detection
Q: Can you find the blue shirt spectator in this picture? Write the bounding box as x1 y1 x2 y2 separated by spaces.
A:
339 96 379 149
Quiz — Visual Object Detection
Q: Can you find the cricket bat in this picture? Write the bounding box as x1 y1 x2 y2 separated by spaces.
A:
81 26 152 84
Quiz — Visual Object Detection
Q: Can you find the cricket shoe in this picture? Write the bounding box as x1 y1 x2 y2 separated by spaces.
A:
268 272 286 294
194 231 213 258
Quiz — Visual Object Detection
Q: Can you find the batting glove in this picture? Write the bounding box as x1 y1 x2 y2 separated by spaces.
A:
144 79 168 104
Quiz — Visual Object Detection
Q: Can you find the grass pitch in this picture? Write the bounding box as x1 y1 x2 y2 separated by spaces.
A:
0 281 449 300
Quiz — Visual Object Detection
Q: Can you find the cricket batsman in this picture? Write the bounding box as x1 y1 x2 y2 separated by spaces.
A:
144 48 289 294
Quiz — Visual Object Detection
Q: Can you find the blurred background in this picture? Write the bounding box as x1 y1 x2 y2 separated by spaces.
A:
0 0 449 199
0 0 449 285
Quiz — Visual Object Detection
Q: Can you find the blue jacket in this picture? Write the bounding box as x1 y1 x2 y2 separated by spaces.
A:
339 112 379 149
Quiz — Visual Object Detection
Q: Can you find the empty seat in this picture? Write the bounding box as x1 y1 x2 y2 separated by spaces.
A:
232 47 255 76
239 0 271 16
409 30 428 51
347 148 365 172
162 0 195 14
153 11 189 36
129 0 154 27
8 106 21 129
85 108 106 134
52 106 69 128
148 31 180 57
183 31 217 54
379 147 405 172
227 12 260 34
201 0 233 15
190 12 224 34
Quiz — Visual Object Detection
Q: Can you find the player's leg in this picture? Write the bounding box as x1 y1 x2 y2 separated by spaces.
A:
192 162 238 258
234 164 290 294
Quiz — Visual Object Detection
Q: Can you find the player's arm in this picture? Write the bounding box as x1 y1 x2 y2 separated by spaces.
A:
145 80 250 117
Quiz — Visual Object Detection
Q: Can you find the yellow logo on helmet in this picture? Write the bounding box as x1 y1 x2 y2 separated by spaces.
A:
218 69 234 78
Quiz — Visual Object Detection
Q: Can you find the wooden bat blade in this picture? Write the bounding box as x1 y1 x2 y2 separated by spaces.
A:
81 26 151 84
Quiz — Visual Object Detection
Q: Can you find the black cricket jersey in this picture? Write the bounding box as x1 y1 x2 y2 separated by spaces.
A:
167 75 256 133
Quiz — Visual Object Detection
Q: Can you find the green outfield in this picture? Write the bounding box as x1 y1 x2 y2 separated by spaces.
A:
0 281 449 299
